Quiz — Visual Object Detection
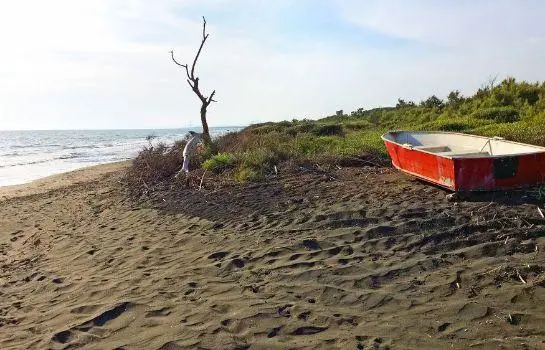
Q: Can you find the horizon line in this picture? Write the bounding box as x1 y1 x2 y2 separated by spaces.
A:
0 125 248 132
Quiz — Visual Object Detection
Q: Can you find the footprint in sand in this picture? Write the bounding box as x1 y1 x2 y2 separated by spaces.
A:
302 238 321 250
145 307 171 317
438 322 450 332
52 302 136 346
298 311 311 320
277 304 292 318
208 251 229 260
267 326 282 338
291 326 328 335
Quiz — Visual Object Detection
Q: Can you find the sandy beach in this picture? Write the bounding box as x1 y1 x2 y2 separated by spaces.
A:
1 162 545 349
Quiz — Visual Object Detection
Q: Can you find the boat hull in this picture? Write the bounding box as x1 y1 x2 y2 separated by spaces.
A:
382 132 545 191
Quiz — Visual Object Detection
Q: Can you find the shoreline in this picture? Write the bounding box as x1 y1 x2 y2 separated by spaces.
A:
0 161 129 200
0 127 243 190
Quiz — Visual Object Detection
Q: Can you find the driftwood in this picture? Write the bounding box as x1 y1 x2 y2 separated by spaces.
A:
516 269 527 284
199 169 207 191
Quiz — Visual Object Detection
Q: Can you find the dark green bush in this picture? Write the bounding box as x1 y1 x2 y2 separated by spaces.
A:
472 122 545 146
420 95 444 109
248 124 283 134
312 124 345 136
285 123 316 136
430 121 471 132
472 106 520 122
344 120 373 130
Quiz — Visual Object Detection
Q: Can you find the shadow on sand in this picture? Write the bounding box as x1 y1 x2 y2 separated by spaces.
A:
412 178 545 206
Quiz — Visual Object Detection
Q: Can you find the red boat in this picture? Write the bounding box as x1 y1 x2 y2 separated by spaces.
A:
382 131 545 191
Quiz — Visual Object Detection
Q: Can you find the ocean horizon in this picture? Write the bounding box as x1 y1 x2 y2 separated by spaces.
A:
0 127 242 187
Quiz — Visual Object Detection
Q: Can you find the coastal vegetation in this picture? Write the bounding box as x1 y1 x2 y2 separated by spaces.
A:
127 78 545 193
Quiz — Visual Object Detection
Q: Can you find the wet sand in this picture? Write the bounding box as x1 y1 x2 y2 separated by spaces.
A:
1 163 545 349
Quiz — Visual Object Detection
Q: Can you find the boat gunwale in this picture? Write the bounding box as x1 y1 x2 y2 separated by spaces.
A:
381 130 545 160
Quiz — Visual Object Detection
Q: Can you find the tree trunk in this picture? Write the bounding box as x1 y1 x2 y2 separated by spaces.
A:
200 105 212 146
170 17 217 155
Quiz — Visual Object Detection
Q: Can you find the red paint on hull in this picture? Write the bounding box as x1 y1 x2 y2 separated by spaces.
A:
453 153 545 190
383 138 545 191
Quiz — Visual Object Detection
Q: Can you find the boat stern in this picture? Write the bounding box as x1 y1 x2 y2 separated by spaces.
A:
453 153 545 191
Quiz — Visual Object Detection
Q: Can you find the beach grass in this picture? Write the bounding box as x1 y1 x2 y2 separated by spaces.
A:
127 77 545 190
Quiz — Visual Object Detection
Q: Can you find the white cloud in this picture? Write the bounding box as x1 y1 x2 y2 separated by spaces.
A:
336 0 545 48
1 0 545 130
331 0 545 103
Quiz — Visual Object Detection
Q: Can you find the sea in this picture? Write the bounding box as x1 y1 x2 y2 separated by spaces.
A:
0 127 242 187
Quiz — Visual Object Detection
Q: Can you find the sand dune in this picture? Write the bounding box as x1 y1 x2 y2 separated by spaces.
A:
1 163 545 349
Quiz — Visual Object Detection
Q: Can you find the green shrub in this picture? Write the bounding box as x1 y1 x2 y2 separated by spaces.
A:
294 135 335 156
420 95 445 109
248 124 282 134
285 123 316 136
418 118 492 132
291 131 386 159
240 148 281 169
472 122 545 146
312 124 345 136
202 152 235 172
344 120 373 130
472 106 520 122
235 167 261 182
427 121 470 132
213 79 545 181
277 120 292 128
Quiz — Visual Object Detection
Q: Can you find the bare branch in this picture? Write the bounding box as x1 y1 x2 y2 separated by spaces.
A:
202 16 206 40
170 50 186 68
170 50 191 80
207 90 217 104
488 74 498 89
190 17 209 79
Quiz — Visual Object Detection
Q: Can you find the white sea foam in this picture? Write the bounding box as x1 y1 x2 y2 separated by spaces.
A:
0 127 241 186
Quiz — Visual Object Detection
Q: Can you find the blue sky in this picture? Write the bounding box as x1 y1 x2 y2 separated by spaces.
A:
1 0 545 130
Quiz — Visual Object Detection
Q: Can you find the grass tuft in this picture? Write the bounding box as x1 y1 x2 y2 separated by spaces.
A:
202 152 235 173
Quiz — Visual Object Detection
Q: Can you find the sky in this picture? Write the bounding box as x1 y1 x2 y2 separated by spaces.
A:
1 0 545 130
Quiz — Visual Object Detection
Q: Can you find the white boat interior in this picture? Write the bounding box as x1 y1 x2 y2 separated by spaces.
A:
382 131 545 158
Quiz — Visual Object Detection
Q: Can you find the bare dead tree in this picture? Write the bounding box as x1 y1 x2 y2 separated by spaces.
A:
170 16 217 148
482 74 499 91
